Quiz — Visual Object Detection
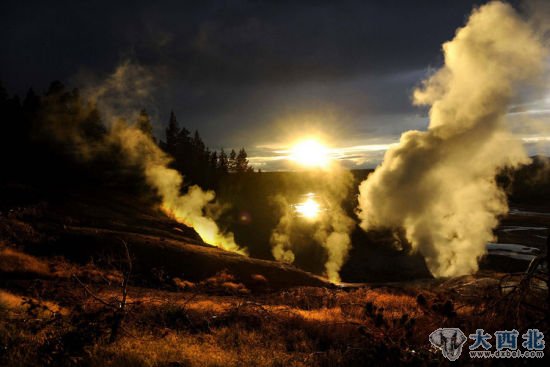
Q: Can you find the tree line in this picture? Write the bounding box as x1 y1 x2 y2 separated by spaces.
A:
161 110 254 189
0 80 254 190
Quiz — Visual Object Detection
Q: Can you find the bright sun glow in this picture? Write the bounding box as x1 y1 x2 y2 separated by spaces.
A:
290 139 330 167
294 197 321 220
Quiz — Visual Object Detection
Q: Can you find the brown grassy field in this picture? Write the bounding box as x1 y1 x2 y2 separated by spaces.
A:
1 245 547 366
0 184 548 366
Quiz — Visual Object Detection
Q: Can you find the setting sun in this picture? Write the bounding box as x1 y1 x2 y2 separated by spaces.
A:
290 139 330 168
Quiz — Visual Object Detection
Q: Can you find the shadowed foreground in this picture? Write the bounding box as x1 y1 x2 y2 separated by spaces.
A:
0 185 547 366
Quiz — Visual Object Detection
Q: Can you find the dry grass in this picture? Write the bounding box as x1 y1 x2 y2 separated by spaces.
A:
88 329 310 367
172 277 196 291
0 289 24 310
0 280 434 366
0 246 124 286
199 271 250 295
0 214 44 246
0 281 544 367
0 289 67 317
0 247 51 277
0 250 546 366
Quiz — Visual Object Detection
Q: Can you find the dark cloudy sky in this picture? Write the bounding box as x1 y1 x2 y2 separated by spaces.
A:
2 0 548 169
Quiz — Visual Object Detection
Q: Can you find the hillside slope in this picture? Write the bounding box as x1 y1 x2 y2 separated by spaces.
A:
0 184 329 289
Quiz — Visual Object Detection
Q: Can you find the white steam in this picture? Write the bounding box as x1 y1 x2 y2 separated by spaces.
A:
357 2 547 277
83 63 247 255
271 165 355 283
270 195 296 264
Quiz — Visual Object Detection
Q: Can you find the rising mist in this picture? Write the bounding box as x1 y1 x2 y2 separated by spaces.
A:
357 2 547 277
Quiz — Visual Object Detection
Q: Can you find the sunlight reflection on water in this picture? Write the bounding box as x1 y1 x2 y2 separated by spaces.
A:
292 193 325 221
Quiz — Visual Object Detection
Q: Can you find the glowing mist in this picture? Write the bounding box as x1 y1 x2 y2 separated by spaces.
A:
85 63 247 255
356 2 546 277
270 164 355 283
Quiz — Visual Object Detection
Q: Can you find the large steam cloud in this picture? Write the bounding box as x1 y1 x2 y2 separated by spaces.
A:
357 2 547 277
80 62 247 255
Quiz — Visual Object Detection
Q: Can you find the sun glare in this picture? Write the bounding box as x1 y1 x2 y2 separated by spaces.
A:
290 139 329 167
294 197 321 220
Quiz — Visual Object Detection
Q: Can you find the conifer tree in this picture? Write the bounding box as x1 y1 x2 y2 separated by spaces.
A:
229 149 237 172
210 150 218 169
218 149 229 174
235 148 250 173
165 111 179 154
137 109 154 140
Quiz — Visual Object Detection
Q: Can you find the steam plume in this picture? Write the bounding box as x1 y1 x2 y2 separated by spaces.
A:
271 165 355 283
83 63 247 255
270 195 296 264
357 2 546 277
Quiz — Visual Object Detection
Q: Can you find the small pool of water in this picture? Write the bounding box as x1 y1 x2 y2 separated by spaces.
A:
486 242 541 261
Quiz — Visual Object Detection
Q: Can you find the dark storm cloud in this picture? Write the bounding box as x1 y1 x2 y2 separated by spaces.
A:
0 0 493 89
2 0 511 169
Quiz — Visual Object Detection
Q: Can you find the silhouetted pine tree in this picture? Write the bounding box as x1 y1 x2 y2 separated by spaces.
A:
229 149 237 172
210 151 218 169
0 82 23 178
81 103 106 142
0 81 9 104
0 78 256 189
192 130 205 153
165 111 180 155
173 122 191 179
23 89 40 115
20 89 38 139
137 109 154 141
235 148 251 173
218 149 229 174
0 80 122 186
